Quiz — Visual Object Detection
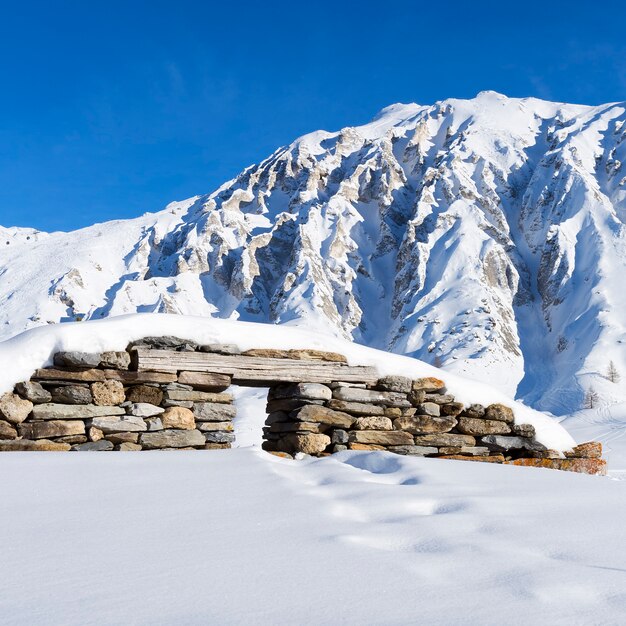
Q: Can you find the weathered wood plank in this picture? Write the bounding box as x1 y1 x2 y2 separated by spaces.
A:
132 349 379 384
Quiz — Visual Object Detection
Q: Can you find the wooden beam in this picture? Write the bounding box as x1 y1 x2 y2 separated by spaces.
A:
132 348 379 385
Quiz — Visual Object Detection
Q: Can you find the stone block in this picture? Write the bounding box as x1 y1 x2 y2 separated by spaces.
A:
18 420 85 440
126 385 164 406
140 429 206 449
0 393 33 424
197 421 234 432
0 420 18 439
441 402 464 417
407 390 426 406
88 426 104 441
349 430 413 446
481 435 545 453
161 407 196 430
91 415 147 433
0 439 71 451
91 380 125 406
512 423 536 438
457 417 512 436
242 348 346 362
106 432 140 444
54 351 102 368
412 377 446 392
129 403 165 417
165 390 233 403
331 429 349 444
14 381 52 404
353 416 393 430
103 370 176 384
193 402 237 422
565 441 602 459
506 457 606 475
266 398 322 413
203 431 236 444
204 443 232 450
438 454 505 463
347 443 386 451
162 400 194 409
423 394 455 404
270 383 332 401
269 422 323 434
326 400 385 416
414 402 441 417
33 368 106 382
462 404 485 418
119 442 142 451
332 387 411 408
413 433 476 447
56 435 88 444
265 411 289 425
72 440 114 451
291 405 354 428
375 376 412 393
283 433 331 454
177 371 231 391
32 404 125 420
387 445 438 456
484 404 515 424
393 415 457 434
145 417 164 431
50 385 93 405
100 351 131 370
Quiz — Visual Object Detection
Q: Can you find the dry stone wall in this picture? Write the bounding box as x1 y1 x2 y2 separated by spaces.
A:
0 337 606 474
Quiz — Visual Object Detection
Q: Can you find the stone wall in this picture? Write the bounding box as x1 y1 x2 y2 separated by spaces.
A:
261 376 606 475
0 338 606 475
0 343 235 451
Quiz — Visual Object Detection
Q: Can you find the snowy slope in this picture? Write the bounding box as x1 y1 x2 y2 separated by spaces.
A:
1 92 625 415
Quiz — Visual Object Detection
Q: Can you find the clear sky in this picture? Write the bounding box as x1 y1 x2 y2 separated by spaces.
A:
1 0 624 232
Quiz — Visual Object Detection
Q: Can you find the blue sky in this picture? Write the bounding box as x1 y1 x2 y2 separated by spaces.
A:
1 0 624 232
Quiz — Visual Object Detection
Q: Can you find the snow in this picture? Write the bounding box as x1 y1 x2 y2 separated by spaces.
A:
1 445 625 624
0 313 575 452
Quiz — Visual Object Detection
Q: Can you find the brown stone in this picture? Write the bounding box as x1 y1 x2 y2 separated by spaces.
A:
56 435 88 444
118 442 142 451
441 402 464 417
283 433 331 455
292 405 354 429
387 445 438 456
14 381 52 404
462 404 486 418
565 441 602 459
348 443 386 451
160 407 195 430
407 390 426 406
349 430 413 446
0 439 71 451
354 416 393 430
91 380 125 406
105 432 140 444
126 385 164 406
0 393 33 424
511 423 536 438
33 368 106 382
140 429 206 449
177 371 231 391
204 443 232 450
506 457 607 475
484 403 515 424
197 421 235 432
89 426 104 442
242 348 347 362
383 407 403 418
103 370 177 384
50 385 93 404
165 390 233 403
412 377 446 392
0 420 17 439
18 420 85 440
457 417 512 436
414 433 476 447
269 422 323 434
437 454 505 463
393 415 457 434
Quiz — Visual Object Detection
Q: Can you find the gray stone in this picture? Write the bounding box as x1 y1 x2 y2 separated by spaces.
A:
18 420 85 440
162 399 194 409
129 403 165 417
266 398 324 413
14 381 52 404
387 445 439 456
32 404 125 420
265 411 289 425
481 435 546 453
145 417 164 431
333 444 348 452
407 390 426 406
203 431 236 444
54 351 102 368
463 404 486 418
353 416 393 430
374 376 413 394
458 446 491 456
485 404 515 424
413 433 476 447
270 383 332 401
423 394 456 404
269 422 323 434
100 351 131 370
91 380 125 406
72 440 114 451
199 343 241 355
106 432 140 444
163 382 193 391
193 402 237 422
393 415 457 434
349 430 414 446
91 415 147 433
457 417 512 436
126 385 164 406
332 387 411 408
414 402 441 417
50 385 93 405
140 429 206 449
0 420 17 439
129 336 198 351
291 405 354 428
329 382 366 389
164 390 233 403
331 429 349 444
512 423 536 438
0 393 33 424
326 400 385 416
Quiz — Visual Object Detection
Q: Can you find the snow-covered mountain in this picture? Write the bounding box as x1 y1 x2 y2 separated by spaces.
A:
1 91 625 414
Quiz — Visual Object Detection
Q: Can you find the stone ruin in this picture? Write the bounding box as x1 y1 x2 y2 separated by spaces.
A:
0 336 606 475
